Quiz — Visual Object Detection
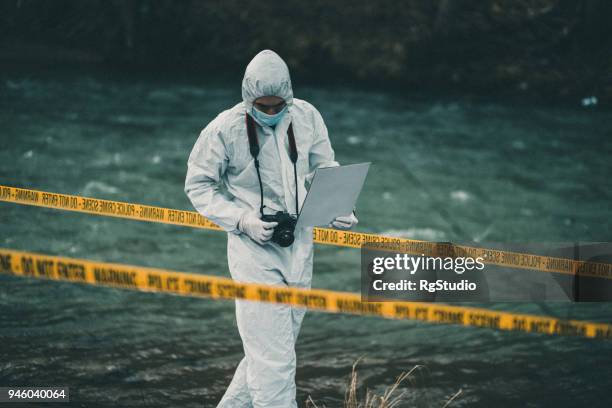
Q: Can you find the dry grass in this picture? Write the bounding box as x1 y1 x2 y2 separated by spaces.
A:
306 358 462 408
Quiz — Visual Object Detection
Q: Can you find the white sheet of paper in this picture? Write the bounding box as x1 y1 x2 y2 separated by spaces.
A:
296 162 370 228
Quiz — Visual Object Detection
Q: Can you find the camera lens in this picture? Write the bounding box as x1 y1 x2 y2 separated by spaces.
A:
276 229 295 247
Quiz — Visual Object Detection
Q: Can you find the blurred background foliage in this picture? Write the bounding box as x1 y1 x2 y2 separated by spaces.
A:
1 0 611 102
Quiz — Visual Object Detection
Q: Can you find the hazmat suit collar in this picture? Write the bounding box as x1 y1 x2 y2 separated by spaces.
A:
241 49 294 113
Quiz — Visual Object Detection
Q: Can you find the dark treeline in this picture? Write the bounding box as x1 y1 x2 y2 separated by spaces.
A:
1 0 611 102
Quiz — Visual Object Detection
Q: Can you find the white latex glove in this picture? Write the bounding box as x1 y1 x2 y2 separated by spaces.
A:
238 212 278 245
330 212 358 230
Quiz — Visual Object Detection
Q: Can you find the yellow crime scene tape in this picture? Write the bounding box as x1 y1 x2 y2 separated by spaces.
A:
1 184 611 279
1 247 611 339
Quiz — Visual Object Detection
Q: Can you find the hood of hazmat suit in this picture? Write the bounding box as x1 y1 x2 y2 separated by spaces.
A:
184 49 339 408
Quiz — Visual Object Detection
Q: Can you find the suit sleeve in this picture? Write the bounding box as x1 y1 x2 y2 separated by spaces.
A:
307 106 339 184
184 123 247 234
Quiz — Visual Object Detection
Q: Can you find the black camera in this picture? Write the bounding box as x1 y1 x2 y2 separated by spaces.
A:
261 211 297 247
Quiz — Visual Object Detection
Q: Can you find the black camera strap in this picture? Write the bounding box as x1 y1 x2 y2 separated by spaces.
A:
245 112 299 218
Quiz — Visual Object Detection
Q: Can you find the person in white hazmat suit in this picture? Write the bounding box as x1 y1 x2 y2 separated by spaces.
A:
184 49 358 407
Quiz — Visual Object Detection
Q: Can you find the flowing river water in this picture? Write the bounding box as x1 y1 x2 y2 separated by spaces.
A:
1 72 611 407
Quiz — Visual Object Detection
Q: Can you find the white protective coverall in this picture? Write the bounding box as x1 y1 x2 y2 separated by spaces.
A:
184 49 339 407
